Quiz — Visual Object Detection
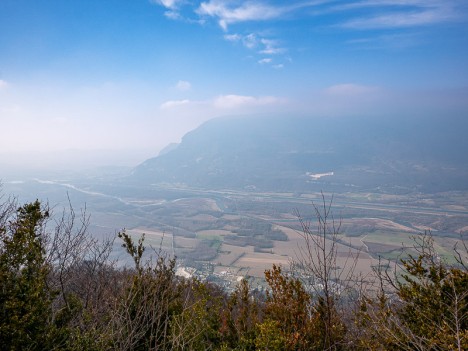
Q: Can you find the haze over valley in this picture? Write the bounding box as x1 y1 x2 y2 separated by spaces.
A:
3 114 468 281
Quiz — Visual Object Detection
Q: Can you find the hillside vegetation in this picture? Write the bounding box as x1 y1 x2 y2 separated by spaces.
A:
1 196 466 350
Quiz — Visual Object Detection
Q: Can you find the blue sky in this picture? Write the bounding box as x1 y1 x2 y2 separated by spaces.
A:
0 0 467 169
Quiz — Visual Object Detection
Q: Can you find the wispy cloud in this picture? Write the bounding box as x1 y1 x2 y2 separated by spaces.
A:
243 33 258 49
152 1 465 29
330 0 463 29
223 32 284 52
332 0 457 11
195 1 339 29
222 32 286 66
150 0 184 10
259 38 285 55
150 0 467 62
175 80 191 91
258 58 272 64
164 11 182 20
160 94 284 110
224 33 241 42
347 32 422 50
196 1 286 30
150 0 206 23
213 94 283 108
160 99 191 109
342 9 458 29
0 80 8 89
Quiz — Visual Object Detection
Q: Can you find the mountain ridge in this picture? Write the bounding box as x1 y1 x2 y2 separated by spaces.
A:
131 115 468 193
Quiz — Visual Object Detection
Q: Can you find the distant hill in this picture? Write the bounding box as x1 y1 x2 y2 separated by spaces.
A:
130 115 468 193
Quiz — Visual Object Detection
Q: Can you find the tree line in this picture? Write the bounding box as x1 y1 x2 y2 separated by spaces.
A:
0 194 466 350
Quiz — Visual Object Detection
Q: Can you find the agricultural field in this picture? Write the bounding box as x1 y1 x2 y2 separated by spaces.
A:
3 178 468 281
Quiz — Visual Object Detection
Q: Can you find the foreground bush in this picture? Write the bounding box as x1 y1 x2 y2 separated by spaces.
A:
0 197 466 350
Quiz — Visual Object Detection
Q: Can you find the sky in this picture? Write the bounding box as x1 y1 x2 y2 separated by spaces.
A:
0 0 468 170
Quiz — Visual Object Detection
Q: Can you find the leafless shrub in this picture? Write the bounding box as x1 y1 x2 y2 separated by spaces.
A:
293 193 366 350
